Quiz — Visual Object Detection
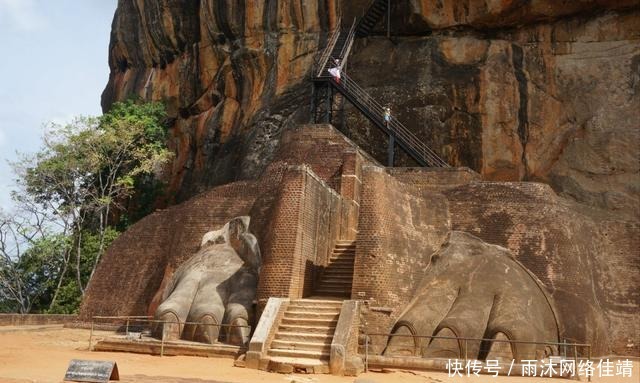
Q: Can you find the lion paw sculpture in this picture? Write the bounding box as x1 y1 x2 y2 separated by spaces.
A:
384 231 560 361
152 216 260 345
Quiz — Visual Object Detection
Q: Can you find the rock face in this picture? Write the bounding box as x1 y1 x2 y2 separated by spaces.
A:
102 0 339 201
103 1 639 216
343 7 639 217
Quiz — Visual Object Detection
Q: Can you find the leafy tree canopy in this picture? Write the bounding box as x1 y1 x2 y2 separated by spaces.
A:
1 100 172 314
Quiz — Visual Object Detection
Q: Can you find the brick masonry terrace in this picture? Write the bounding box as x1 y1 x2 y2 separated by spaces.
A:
79 124 638 375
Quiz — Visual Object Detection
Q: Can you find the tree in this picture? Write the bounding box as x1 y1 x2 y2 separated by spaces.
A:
1 100 172 312
0 208 68 313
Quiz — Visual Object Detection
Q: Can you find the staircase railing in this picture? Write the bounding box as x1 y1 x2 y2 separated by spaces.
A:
325 64 450 168
316 17 342 78
311 1 449 168
339 18 357 66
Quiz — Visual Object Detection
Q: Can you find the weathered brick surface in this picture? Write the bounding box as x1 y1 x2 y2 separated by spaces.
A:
80 124 637 357
0 314 77 326
81 124 371 321
80 181 258 319
387 167 480 193
257 165 350 302
353 166 450 337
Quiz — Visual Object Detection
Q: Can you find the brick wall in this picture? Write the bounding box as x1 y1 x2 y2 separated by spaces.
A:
80 181 258 320
257 165 352 302
352 166 450 339
272 124 377 193
80 124 370 322
0 314 77 326
387 167 480 193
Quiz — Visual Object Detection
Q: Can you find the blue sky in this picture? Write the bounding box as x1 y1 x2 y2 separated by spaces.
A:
0 0 117 211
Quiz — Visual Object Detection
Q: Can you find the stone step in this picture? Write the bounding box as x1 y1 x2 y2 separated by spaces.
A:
268 348 330 359
290 299 343 306
286 305 342 314
268 356 330 373
278 324 336 335
331 249 356 258
281 317 338 327
325 263 354 269
318 279 353 290
328 260 355 266
321 275 353 282
314 285 351 292
329 254 355 260
318 277 353 284
283 311 339 320
332 249 355 254
274 331 333 343
330 256 355 262
313 288 351 297
271 340 331 352
322 268 354 275
324 268 354 274
332 248 355 253
318 276 352 283
313 293 350 299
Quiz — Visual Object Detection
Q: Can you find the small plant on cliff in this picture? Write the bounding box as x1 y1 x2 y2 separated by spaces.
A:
0 101 172 313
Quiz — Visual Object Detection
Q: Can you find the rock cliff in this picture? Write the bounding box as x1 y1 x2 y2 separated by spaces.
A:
343 2 639 218
103 0 339 200
103 1 639 217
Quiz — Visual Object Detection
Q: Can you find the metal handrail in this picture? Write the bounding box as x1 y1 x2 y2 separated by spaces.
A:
344 78 445 166
312 1 448 167
339 18 358 67
325 67 449 167
316 17 342 78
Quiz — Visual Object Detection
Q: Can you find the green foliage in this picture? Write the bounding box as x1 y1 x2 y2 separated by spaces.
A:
101 99 168 145
20 100 172 219
47 227 120 314
16 234 71 312
1 100 171 313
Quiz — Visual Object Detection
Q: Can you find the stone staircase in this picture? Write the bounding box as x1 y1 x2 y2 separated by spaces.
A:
259 241 357 373
266 298 343 373
314 240 356 298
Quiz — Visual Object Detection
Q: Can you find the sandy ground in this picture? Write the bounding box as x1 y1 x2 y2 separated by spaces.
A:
0 327 637 383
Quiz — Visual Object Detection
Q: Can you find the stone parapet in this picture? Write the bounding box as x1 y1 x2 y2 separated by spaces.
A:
246 297 289 370
330 300 363 376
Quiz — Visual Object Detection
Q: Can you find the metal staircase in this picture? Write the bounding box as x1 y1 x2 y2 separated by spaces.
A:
356 0 389 37
311 7 449 168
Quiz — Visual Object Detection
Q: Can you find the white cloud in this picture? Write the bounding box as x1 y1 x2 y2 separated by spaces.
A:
0 128 5 147
0 0 46 31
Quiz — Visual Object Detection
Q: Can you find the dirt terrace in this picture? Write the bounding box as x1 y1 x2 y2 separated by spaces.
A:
0 327 637 383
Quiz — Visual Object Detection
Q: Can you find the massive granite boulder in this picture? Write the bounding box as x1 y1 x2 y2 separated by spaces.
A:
344 7 639 216
103 1 639 215
102 0 339 201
